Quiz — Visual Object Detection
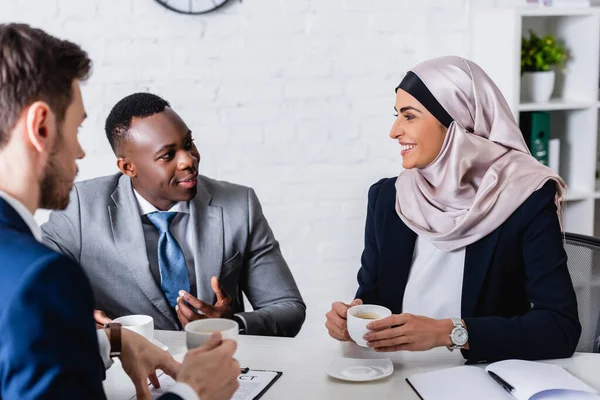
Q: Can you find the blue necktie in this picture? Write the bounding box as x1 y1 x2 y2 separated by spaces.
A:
146 212 191 308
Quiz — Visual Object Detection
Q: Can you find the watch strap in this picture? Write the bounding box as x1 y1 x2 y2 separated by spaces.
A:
104 322 122 358
232 315 247 334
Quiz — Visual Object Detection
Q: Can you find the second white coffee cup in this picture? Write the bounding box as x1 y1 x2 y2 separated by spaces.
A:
185 318 239 350
112 315 154 342
347 304 392 347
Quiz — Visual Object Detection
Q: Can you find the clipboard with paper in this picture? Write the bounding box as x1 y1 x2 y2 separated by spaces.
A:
138 368 283 400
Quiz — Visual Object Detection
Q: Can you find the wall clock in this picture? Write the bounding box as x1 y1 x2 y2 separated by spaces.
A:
154 0 233 15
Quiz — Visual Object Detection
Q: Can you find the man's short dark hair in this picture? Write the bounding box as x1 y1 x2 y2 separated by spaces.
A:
0 23 92 149
105 92 170 156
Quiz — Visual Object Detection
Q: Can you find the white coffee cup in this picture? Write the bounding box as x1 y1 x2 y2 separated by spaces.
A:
185 318 239 350
112 315 154 342
347 304 392 347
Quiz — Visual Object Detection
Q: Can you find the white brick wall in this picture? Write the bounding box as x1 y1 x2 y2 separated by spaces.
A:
2 0 496 336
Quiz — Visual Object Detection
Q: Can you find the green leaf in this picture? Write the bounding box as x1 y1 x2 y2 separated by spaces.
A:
520 30 568 73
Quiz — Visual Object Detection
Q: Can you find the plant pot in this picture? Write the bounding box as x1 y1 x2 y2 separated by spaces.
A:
521 70 556 103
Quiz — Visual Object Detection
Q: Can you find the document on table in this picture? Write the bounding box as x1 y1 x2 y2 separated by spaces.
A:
406 359 599 400
133 369 282 400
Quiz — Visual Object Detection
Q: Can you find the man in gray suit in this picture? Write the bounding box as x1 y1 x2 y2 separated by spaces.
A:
42 92 305 336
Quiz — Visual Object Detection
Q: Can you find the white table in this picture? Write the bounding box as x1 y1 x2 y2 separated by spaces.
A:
104 330 600 399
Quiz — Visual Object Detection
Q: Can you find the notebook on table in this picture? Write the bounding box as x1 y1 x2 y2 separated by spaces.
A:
406 359 600 400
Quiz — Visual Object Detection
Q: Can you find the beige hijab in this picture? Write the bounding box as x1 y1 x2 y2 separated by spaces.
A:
395 56 565 252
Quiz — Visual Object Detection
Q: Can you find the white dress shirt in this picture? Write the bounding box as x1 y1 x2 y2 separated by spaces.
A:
0 191 197 400
402 236 465 320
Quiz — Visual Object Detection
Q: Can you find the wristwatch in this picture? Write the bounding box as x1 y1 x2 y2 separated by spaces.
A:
104 322 122 358
447 318 468 351
232 315 247 335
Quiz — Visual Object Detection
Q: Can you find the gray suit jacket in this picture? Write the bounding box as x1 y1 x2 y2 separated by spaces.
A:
41 173 305 336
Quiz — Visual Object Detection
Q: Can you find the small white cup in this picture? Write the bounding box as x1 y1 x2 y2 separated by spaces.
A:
112 315 154 342
185 318 239 350
347 305 392 347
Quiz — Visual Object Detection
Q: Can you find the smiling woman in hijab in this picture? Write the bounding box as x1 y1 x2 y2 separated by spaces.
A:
325 56 581 363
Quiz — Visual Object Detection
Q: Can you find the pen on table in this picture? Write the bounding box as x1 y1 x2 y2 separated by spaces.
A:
240 367 249 374
487 371 514 394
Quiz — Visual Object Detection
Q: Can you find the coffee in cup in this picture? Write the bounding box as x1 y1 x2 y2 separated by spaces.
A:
347 305 392 347
354 312 380 319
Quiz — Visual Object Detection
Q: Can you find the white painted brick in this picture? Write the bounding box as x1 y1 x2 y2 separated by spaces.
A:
193 123 231 146
351 96 396 118
284 79 344 99
318 237 363 261
242 15 306 36
411 0 465 8
217 81 284 106
279 59 334 79
345 78 398 97
307 14 369 36
370 12 429 34
56 0 97 17
9 0 59 22
264 121 297 144
344 0 375 11
280 97 352 121
426 32 471 58
428 8 470 32
227 123 265 145
375 0 411 9
309 1 350 13
469 0 497 8
342 201 368 219
203 14 243 38
173 37 245 61
284 0 310 14
211 61 280 80
221 104 281 124
96 0 133 16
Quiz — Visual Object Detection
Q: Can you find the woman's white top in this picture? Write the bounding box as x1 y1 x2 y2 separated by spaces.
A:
402 236 466 319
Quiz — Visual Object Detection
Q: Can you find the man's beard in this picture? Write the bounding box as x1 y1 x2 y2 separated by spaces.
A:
38 129 74 210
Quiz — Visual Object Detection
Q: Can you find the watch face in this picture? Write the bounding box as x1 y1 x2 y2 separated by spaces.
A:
452 327 468 346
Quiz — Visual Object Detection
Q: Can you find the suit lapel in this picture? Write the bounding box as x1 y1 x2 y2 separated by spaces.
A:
380 208 417 314
462 228 501 318
108 175 177 326
189 183 223 304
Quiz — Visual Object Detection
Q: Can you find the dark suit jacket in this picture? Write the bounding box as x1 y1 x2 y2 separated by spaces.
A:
0 197 183 400
356 178 581 363
0 197 107 399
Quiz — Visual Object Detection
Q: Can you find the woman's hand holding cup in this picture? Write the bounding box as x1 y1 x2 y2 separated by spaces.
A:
325 298 363 341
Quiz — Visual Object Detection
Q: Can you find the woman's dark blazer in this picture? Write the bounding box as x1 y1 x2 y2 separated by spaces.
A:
355 178 581 363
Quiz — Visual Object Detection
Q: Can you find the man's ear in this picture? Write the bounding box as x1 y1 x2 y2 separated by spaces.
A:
25 101 55 153
117 157 136 177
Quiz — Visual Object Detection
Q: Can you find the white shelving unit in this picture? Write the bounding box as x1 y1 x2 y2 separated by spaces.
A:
472 7 600 237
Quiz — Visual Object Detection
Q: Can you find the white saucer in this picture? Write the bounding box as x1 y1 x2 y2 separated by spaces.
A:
152 339 168 351
326 357 394 382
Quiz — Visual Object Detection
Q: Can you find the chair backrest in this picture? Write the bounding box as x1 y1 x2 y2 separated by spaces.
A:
564 232 600 353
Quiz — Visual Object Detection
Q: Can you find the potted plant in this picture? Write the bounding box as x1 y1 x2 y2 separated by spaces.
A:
520 30 568 103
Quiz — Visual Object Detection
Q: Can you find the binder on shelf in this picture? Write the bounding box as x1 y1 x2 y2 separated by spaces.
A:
520 111 551 166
